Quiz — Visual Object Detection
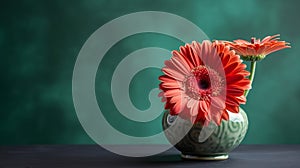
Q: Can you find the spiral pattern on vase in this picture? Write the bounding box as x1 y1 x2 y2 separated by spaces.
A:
162 108 248 156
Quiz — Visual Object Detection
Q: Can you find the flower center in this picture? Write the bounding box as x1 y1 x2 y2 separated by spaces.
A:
183 65 224 100
251 37 260 44
198 79 210 90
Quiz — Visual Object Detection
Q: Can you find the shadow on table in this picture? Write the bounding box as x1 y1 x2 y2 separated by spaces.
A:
139 154 228 165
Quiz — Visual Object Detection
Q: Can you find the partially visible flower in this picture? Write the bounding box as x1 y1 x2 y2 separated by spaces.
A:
224 34 290 61
159 40 251 126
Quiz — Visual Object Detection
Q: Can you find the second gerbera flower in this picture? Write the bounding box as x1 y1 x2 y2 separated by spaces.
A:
159 40 251 126
224 34 290 61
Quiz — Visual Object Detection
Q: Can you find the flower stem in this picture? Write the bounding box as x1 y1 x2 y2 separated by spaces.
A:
244 61 256 98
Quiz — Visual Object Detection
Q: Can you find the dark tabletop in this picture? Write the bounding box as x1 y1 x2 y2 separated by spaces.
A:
1 145 300 168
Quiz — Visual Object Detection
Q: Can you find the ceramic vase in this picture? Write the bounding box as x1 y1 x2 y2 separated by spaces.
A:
162 108 248 160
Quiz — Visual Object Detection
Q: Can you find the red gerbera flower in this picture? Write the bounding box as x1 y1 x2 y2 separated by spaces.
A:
224 34 290 61
159 40 251 126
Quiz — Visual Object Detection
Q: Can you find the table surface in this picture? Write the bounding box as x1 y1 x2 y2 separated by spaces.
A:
1 145 300 168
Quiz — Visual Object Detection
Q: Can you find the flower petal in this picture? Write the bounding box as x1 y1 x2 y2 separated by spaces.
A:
162 67 185 81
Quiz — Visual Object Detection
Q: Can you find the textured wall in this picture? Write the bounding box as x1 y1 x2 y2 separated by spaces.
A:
1 0 299 144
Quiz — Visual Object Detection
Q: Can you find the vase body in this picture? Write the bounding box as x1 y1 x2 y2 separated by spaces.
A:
162 108 248 160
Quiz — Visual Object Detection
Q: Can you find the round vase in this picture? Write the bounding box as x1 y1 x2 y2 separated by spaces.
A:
162 108 248 160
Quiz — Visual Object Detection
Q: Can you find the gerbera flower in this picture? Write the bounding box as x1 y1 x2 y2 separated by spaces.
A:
159 40 251 126
224 34 290 61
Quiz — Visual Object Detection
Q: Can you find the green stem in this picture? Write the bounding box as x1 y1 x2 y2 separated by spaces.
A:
244 61 256 98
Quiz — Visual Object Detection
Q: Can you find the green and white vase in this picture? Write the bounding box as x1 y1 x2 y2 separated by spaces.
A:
162 108 248 160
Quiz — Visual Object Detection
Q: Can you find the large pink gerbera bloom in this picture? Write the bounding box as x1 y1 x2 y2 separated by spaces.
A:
159 40 251 126
224 34 290 61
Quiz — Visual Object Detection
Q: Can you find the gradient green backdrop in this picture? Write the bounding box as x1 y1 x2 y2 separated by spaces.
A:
1 0 299 145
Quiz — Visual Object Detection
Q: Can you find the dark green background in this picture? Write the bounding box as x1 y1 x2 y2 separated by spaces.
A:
1 0 299 144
